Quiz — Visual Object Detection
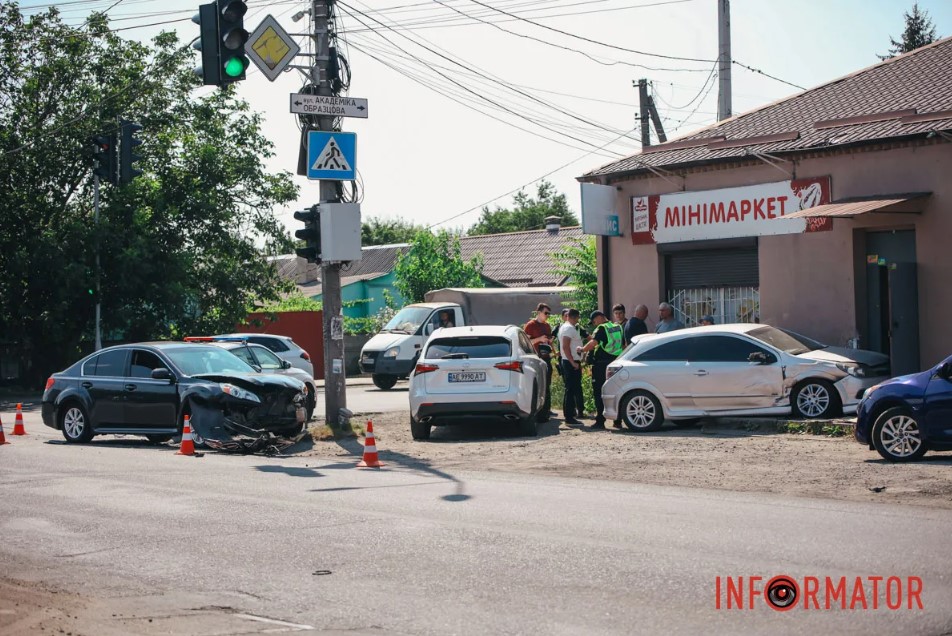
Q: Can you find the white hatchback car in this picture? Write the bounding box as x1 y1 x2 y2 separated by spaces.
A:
603 323 889 431
409 325 550 440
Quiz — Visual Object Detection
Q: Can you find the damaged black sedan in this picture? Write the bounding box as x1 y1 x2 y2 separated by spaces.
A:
42 342 307 451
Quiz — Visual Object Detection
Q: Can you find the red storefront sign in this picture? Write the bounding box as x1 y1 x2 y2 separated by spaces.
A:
630 177 832 245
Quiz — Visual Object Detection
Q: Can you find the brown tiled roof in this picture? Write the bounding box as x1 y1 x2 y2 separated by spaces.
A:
582 37 952 180
460 226 584 287
341 244 409 278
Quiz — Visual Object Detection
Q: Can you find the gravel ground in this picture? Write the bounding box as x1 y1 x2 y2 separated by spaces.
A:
307 412 952 510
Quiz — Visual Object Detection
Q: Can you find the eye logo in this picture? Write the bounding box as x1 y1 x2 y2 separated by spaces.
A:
765 575 799 611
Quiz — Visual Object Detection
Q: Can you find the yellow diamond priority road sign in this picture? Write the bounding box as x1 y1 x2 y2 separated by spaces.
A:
245 15 300 82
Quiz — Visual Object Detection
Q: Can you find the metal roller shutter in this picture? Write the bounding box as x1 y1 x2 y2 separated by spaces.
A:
667 247 759 289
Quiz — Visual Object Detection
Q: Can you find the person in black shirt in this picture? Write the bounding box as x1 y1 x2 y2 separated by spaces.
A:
624 304 649 344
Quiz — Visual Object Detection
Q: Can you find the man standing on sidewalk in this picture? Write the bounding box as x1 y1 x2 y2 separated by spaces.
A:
558 309 584 425
579 311 625 430
524 303 554 418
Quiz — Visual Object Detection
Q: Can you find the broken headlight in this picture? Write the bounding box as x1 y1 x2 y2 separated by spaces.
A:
220 383 261 402
835 363 867 378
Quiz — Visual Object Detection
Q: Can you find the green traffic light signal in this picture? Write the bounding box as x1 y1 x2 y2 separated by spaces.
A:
223 56 248 78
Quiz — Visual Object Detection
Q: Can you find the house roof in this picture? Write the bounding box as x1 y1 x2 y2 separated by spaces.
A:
459 226 584 287
277 226 585 293
581 37 952 180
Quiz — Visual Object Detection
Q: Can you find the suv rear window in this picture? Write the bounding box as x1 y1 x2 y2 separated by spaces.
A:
425 336 511 360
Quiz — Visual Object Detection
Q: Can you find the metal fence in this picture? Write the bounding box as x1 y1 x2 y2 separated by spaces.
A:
669 286 760 327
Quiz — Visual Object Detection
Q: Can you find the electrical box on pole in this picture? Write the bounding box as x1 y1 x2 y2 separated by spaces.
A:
319 203 362 262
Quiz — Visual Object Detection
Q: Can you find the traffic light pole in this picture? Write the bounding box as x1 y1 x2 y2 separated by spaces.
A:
93 174 102 351
311 0 347 427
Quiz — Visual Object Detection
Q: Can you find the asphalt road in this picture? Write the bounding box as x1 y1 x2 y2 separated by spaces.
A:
2 409 951 635
314 379 410 418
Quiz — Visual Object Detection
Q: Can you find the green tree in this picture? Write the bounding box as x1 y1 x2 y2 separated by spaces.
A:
550 237 597 319
0 4 297 385
879 2 939 59
393 230 484 303
468 180 579 235
361 216 425 246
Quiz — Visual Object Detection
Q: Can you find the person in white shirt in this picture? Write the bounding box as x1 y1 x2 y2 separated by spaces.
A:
558 309 584 425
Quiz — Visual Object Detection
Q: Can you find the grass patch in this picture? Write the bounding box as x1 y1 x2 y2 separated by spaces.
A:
309 420 366 441
781 421 851 437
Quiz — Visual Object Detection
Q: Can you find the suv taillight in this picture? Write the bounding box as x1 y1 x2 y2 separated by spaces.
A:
45 377 55 391
415 363 439 375
301 351 311 361
494 361 523 373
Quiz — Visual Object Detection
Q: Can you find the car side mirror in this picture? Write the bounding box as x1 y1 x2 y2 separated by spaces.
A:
537 343 553 357
151 368 174 382
748 352 769 365
424 324 434 336
281 360 292 369
938 362 952 380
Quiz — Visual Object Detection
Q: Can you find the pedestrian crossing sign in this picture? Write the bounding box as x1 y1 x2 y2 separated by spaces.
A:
307 131 356 181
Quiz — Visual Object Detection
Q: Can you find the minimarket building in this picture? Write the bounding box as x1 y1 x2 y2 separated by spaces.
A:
579 37 952 376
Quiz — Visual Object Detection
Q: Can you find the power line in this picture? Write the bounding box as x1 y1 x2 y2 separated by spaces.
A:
434 0 712 74
338 0 633 154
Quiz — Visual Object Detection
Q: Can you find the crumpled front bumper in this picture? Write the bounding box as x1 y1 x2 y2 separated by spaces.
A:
189 389 306 453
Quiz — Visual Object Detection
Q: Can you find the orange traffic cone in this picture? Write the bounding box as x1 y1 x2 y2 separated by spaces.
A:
0 414 9 445
12 403 25 435
176 415 195 456
357 420 385 468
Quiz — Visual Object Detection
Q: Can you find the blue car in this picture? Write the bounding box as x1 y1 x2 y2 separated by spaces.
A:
855 355 952 462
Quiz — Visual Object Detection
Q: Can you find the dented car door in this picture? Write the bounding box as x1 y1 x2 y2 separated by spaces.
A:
687 335 783 412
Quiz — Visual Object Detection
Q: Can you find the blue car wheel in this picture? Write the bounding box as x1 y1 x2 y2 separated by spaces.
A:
872 407 927 462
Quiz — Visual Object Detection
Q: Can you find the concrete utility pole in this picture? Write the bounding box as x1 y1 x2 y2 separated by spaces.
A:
638 79 651 147
311 0 347 426
717 0 732 121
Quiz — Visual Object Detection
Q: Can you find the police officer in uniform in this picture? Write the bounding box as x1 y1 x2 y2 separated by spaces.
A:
578 310 625 430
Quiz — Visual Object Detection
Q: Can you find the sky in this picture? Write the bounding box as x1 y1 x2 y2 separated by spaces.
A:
30 0 952 236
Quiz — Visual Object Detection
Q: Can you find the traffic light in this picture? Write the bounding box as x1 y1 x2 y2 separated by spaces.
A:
192 2 221 86
294 205 321 263
218 0 249 85
92 134 118 185
119 120 143 185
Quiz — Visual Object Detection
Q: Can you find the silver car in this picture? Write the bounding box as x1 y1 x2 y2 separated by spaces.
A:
214 332 314 377
603 324 889 431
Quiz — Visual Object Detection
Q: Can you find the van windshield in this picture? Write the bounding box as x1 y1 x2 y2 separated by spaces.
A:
382 307 433 334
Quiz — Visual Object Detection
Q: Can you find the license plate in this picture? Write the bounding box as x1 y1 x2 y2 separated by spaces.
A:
448 371 486 383
361 356 374 365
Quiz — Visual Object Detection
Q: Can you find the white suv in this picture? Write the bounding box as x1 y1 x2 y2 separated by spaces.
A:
214 333 314 378
409 325 550 440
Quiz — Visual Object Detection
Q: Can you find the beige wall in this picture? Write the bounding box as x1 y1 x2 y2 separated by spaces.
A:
600 141 952 368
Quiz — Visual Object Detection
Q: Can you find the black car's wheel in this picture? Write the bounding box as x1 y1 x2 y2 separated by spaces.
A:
60 402 94 443
872 407 927 462
145 434 173 444
410 416 431 441
277 423 305 438
620 390 664 432
373 374 398 391
792 379 840 419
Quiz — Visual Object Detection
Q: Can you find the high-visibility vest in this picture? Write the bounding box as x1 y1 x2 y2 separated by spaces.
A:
596 322 624 357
